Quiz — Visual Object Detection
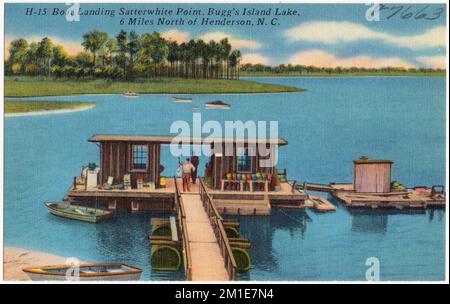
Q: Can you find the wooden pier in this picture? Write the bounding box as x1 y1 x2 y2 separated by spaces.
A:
173 178 237 281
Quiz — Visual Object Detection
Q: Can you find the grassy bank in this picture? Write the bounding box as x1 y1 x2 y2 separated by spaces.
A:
241 71 446 77
4 77 303 97
5 101 95 114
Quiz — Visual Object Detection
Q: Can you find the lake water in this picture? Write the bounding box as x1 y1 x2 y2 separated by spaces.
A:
4 77 446 280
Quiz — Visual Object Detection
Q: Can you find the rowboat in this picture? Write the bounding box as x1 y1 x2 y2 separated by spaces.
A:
123 92 139 98
205 100 231 109
45 202 113 223
23 263 143 281
172 96 192 103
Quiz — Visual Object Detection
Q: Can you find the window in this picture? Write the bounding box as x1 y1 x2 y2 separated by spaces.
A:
237 147 252 172
132 145 148 170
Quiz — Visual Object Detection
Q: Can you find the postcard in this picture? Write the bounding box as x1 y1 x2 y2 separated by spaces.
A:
1 0 448 287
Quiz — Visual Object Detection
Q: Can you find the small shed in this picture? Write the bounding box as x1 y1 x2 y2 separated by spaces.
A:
353 157 393 193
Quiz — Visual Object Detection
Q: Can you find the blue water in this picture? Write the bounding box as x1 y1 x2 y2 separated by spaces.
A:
4 77 446 280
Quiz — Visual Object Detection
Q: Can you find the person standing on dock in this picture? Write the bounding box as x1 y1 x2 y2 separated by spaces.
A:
191 152 199 184
178 157 195 192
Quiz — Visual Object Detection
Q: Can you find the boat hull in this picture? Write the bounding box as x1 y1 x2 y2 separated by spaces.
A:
45 203 113 223
205 105 230 109
25 272 142 281
172 97 192 103
23 263 142 281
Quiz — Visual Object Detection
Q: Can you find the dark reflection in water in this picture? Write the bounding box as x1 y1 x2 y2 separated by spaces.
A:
229 209 312 279
347 208 425 234
92 211 185 280
428 208 445 223
344 205 445 235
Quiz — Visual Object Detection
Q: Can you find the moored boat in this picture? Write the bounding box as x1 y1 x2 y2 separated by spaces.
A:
172 96 192 103
123 92 139 98
23 263 142 281
205 100 231 109
44 202 113 223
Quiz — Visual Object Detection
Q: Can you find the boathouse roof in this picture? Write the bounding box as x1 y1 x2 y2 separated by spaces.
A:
88 134 288 146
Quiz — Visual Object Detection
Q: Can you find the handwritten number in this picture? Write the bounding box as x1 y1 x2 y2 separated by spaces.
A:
400 6 413 19
386 6 403 19
381 4 442 21
425 8 443 20
414 5 429 20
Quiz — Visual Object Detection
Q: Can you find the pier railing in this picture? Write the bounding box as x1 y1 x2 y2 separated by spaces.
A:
199 179 237 281
173 177 193 280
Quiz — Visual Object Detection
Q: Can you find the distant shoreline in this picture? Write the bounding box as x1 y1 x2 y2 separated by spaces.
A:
4 77 303 98
5 103 95 118
240 73 446 78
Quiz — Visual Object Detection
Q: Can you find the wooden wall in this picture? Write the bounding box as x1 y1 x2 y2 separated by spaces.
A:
354 163 391 193
211 143 275 189
99 142 161 187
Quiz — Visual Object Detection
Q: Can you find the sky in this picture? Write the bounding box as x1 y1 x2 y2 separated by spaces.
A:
4 3 447 68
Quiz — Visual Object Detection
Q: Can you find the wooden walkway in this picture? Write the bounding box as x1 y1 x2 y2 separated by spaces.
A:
174 178 236 281
181 193 229 281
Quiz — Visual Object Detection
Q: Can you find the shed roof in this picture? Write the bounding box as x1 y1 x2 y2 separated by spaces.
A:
88 134 288 146
353 158 393 164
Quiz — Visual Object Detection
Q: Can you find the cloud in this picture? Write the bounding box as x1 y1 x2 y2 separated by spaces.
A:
284 21 446 50
416 55 446 69
241 53 270 65
288 49 415 68
4 35 83 58
161 29 191 44
199 32 262 49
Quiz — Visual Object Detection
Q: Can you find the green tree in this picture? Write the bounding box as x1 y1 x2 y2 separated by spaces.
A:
115 30 129 78
101 38 117 66
209 40 220 79
128 31 140 76
81 30 109 67
167 41 179 77
52 45 69 67
229 50 242 79
140 32 168 78
7 38 28 74
37 37 54 76
219 38 231 79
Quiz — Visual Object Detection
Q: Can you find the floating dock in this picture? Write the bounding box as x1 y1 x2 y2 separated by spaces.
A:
330 183 445 209
308 195 337 212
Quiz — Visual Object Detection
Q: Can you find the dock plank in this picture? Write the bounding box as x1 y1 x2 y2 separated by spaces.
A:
181 193 229 281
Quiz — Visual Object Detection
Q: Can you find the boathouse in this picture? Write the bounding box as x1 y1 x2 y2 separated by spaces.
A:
88 134 288 189
67 134 306 213
353 157 393 193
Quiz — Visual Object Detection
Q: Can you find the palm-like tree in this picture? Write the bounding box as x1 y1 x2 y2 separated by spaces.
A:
219 38 231 79
197 39 211 79
128 31 140 72
230 50 242 79
115 30 129 77
81 31 108 67
209 41 221 79
167 41 179 77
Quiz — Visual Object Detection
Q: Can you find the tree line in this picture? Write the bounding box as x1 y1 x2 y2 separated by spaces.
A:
240 63 445 75
5 30 243 80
